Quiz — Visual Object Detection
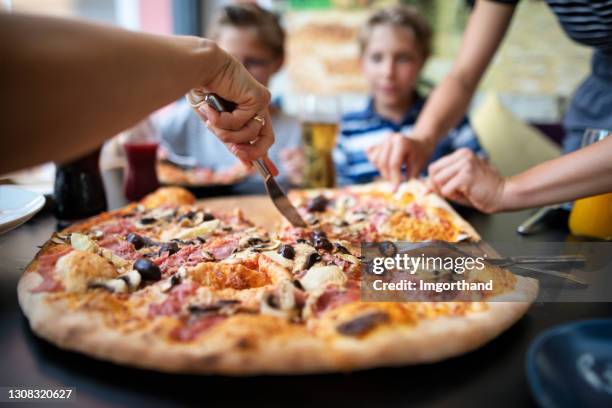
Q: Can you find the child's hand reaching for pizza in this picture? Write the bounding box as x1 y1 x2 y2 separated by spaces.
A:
427 148 506 214
366 132 435 189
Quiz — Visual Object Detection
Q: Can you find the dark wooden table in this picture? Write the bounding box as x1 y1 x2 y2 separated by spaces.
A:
1 171 610 408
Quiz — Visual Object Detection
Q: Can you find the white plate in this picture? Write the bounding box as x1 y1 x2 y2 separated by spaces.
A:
0 186 46 235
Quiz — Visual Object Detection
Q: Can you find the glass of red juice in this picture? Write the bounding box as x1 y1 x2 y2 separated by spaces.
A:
122 119 160 201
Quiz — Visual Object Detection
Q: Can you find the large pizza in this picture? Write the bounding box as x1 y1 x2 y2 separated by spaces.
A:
18 181 538 374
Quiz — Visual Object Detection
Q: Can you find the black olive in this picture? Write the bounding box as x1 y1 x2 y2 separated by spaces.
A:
133 258 161 281
142 236 157 247
307 195 329 212
310 230 327 241
126 233 145 250
278 245 295 260
247 237 265 246
314 238 333 251
140 217 157 225
334 243 351 255
203 213 215 221
159 242 179 256
296 238 307 244
304 252 321 270
378 241 397 257
170 274 182 286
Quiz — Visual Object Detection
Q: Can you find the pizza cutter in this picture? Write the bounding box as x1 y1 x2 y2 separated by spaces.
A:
187 91 307 228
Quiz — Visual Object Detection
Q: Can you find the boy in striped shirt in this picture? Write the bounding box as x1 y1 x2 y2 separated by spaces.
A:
334 5 484 186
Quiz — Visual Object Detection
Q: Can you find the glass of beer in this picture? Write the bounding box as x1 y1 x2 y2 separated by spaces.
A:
568 128 612 240
300 94 340 189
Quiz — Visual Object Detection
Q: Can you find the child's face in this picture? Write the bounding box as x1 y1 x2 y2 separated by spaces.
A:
217 26 282 87
361 24 425 110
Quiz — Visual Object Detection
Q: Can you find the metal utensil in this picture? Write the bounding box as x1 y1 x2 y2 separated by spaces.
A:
487 254 586 268
511 264 588 286
404 241 587 285
195 93 307 228
517 205 562 235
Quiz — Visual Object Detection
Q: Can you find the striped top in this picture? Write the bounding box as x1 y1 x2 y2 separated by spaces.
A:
333 95 484 185
491 0 612 54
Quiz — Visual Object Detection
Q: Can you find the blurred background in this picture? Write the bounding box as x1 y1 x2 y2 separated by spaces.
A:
1 0 590 195
4 0 589 122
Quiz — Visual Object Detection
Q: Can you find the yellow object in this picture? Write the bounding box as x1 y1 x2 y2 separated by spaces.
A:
569 193 612 240
302 122 337 188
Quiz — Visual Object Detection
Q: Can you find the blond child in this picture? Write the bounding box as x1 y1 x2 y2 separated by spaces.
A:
334 5 484 185
157 3 302 185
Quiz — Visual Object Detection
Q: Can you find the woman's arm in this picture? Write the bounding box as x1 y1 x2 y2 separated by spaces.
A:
0 13 271 173
428 137 612 213
412 0 516 148
368 0 516 183
501 136 612 211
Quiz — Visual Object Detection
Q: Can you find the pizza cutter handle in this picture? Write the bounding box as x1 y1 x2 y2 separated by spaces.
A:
198 93 271 179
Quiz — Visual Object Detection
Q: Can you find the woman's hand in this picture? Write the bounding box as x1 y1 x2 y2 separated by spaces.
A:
366 132 435 189
192 42 274 163
427 148 505 214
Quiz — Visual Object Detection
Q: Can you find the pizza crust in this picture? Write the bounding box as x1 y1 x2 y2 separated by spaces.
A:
16 184 539 375
18 263 537 375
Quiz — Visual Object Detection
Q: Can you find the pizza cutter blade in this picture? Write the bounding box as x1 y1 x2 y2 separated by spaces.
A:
190 92 307 228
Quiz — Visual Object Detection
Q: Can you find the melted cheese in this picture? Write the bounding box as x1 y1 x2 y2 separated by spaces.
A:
300 265 347 292
55 250 117 293
174 219 220 240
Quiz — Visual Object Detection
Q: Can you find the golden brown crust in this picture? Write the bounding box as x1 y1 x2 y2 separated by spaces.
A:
141 187 196 209
18 274 537 374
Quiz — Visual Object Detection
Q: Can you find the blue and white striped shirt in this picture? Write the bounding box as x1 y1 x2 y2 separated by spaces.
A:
333 95 485 185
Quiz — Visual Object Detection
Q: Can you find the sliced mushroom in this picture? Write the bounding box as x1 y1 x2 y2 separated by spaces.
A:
192 211 205 226
158 266 188 293
88 278 129 293
251 239 281 252
291 243 318 274
51 234 70 245
336 312 389 337
238 234 270 250
260 280 297 319
189 299 242 316
118 269 142 291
